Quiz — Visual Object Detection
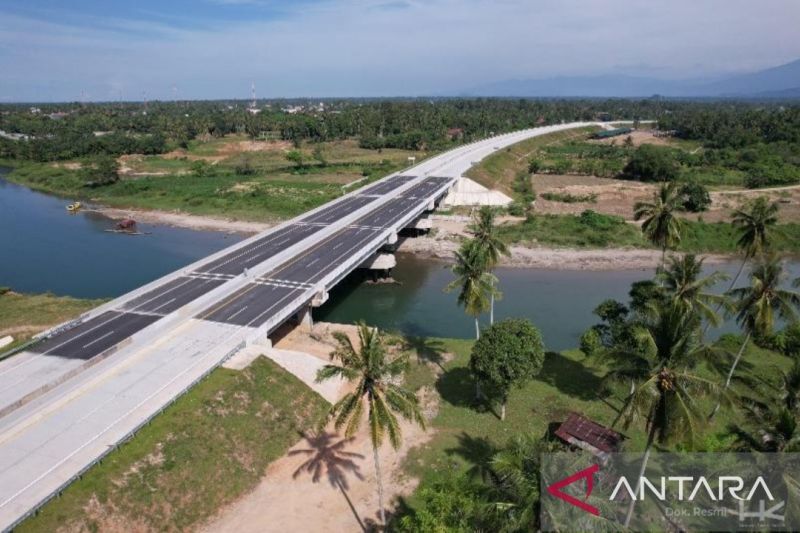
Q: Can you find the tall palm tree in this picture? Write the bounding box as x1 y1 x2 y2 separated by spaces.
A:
729 197 780 288
705 197 780 333
315 323 426 526
466 207 510 325
710 255 800 418
445 244 497 340
633 182 684 271
658 254 729 329
605 302 722 527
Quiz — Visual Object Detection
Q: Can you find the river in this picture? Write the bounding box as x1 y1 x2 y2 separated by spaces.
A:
2 168 798 351
0 168 242 298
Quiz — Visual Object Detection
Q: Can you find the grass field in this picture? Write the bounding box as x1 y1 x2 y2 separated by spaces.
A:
495 213 800 254
18 357 329 533
397 333 793 517
0 137 427 221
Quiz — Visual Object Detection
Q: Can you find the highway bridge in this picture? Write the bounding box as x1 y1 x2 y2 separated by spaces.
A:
0 122 602 530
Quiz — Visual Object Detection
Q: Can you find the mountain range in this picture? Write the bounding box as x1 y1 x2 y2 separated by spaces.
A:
459 58 800 98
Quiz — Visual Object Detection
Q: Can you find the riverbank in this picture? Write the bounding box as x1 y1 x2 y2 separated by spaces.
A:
86 205 730 270
94 206 273 234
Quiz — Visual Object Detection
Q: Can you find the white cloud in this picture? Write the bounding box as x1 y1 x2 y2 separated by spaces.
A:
1 0 799 100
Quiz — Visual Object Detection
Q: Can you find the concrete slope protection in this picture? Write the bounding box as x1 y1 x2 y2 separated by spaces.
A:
0 122 603 530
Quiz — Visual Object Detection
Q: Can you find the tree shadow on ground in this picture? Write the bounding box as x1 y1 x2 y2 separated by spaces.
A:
435 366 501 419
445 431 499 481
537 351 603 401
289 430 367 531
402 335 447 371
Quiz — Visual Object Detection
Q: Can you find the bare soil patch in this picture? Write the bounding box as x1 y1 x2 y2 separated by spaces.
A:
588 129 673 147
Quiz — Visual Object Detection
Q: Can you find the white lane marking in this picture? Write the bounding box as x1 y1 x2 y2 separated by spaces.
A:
333 243 343 250
150 298 177 313
35 313 124 357
306 258 319 267
81 330 117 350
227 306 249 321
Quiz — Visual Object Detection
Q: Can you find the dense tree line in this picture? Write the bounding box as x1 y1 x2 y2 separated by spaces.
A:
1 98 798 167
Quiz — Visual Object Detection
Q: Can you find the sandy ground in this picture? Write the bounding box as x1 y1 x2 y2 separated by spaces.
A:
201 322 436 533
531 174 800 223
589 129 673 147
396 224 729 270
93 207 273 234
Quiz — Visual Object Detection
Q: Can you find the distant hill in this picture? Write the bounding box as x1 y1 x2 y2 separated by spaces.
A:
459 59 800 98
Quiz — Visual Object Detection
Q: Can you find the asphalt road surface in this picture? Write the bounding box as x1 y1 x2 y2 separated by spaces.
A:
198 178 450 328
29 311 161 359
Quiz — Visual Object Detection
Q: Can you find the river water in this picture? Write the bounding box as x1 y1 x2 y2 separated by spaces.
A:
2 167 798 350
0 168 242 298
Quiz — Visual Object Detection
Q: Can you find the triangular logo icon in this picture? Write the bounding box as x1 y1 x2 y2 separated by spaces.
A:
546 463 601 516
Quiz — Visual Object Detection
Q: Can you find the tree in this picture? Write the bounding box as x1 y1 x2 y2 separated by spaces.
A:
678 182 711 212
729 197 780 290
445 244 497 340
82 155 120 187
315 323 426 526
633 182 684 269
609 302 722 527
469 318 545 420
710 255 800 418
622 144 679 182
465 206 510 324
658 254 729 329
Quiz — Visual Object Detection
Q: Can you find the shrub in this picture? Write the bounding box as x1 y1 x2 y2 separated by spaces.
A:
622 144 679 182
540 191 597 203
580 328 603 357
679 182 711 212
579 210 625 231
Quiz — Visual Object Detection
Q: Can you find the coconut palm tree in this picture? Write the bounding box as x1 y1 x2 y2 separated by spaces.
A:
710 255 800 418
705 197 780 334
605 302 722 527
445 244 497 340
466 206 510 325
729 197 780 288
658 254 729 329
634 182 684 271
315 323 426 526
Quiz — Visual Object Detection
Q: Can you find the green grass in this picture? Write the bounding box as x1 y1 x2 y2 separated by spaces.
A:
0 292 105 354
496 211 645 248
465 127 599 198
18 357 329 533
400 333 793 510
494 213 800 254
0 137 425 221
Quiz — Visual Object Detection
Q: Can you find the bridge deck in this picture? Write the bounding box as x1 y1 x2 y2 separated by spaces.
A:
0 122 606 530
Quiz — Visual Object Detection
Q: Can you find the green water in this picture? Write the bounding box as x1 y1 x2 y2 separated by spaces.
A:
317 252 800 351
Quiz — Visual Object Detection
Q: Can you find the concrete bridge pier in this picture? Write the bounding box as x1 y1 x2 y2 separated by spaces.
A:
360 253 397 281
295 305 314 332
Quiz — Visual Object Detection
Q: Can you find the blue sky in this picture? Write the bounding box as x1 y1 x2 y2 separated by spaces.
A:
2 0 799 101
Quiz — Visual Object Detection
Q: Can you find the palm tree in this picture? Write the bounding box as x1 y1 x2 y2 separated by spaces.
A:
729 407 800 453
315 323 426 526
445 244 497 340
633 182 684 271
466 207 510 325
605 302 722 527
729 197 780 288
710 255 800 418
705 197 780 333
658 254 729 329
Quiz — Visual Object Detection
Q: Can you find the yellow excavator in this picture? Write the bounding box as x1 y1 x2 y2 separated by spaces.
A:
66 201 82 212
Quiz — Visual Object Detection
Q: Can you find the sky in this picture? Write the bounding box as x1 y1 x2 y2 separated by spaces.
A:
1 0 799 102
